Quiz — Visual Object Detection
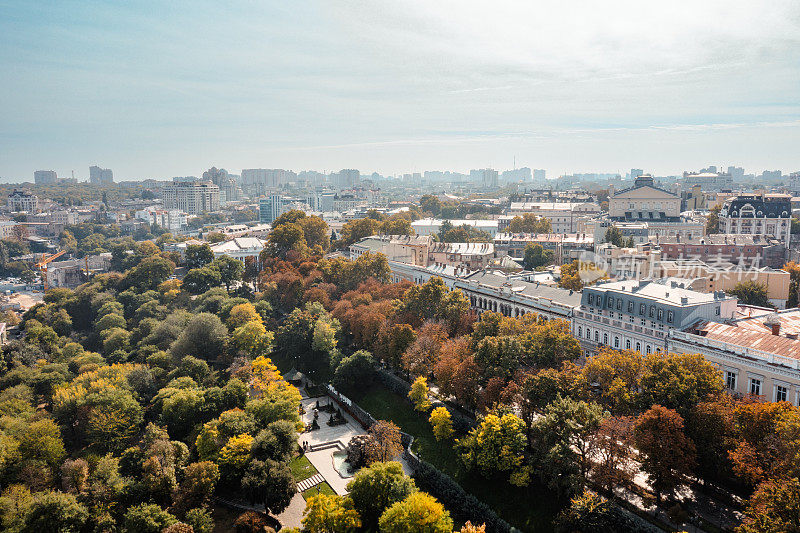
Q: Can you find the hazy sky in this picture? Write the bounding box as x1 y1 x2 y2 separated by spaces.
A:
1 1 799 181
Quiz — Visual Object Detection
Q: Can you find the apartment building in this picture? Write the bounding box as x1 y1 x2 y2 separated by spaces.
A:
493 233 594 263
163 181 220 215
7 190 39 213
669 309 800 404
659 235 786 269
719 193 792 247
572 278 737 357
428 242 494 270
505 202 601 233
411 218 500 237
349 235 432 266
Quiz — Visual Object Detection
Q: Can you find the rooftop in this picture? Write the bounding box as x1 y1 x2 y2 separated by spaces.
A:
460 270 582 308
693 310 800 361
589 278 730 306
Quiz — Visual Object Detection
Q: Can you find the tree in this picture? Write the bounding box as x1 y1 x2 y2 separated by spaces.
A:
555 490 640 533
399 277 469 331
739 477 800 533
170 312 228 361
590 416 635 494
559 259 605 291
242 459 297 515
378 492 453 533
365 421 403 464
434 337 480 409
706 204 721 234
533 396 606 494
633 405 696 503
346 461 417 530
332 350 375 395
523 243 553 269
402 322 448 377
339 218 381 248
408 377 432 412
457 412 527 484
20 491 88 533
124 255 175 290
302 494 361 533
185 508 214 533
784 261 800 308
438 224 491 243
122 503 177 533
251 420 298 463
639 351 723 417
183 267 222 294
727 280 771 308
185 244 215 269
419 195 442 216
429 407 453 441
506 213 552 234
211 255 244 292
227 302 263 330
176 461 220 509
603 225 624 247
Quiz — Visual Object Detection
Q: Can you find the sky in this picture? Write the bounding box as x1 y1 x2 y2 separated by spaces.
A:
1 0 799 181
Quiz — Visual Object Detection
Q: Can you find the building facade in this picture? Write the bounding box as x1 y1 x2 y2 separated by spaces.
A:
572 278 737 357
506 202 601 233
163 181 220 215
719 193 792 247
33 170 57 185
7 190 39 213
89 165 114 185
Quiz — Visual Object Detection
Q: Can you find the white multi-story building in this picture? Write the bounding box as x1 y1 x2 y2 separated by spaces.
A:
89 165 114 185
609 175 681 220
349 235 432 266
163 181 220 215
505 202 601 233
571 278 737 357
7 190 39 213
135 207 188 232
209 237 267 262
34 170 57 185
719 193 792 247
668 309 800 404
411 218 500 237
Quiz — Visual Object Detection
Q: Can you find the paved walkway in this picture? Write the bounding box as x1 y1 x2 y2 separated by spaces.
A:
275 493 305 530
298 396 364 448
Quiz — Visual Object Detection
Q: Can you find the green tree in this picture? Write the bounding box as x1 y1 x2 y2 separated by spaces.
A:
346 461 417 531
241 459 296 515
419 195 442 216
706 204 721 234
727 280 771 308
506 213 552 233
603 225 624 247
21 491 88 533
170 312 228 361
738 477 800 533
211 255 244 292
332 350 375 396
398 277 469 332
122 503 177 533
185 244 215 269
378 492 453 533
533 396 606 494
183 266 222 294
124 255 175 291
523 243 553 269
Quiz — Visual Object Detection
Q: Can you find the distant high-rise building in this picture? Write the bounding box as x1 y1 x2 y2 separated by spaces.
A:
334 169 360 189
34 170 58 185
470 169 498 188
761 170 782 181
259 194 286 224
202 166 229 186
241 169 297 195
501 167 532 182
727 166 745 180
89 165 114 185
533 169 546 181
631 169 644 179
162 181 220 215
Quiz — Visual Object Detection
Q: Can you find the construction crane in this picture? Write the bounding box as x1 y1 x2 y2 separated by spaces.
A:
35 250 66 292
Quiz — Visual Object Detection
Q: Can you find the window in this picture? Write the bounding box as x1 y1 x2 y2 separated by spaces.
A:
608 297 614 308
626 339 631 349
657 309 664 320
628 301 634 313
641 318 646 325
667 310 674 323
586 328 591 339
636 342 641 352
603 333 608 345
649 306 655 318
577 326 582 338
616 299 622 310
639 303 646 315
776 385 788 403
715 306 720 316
725 371 737 391
646 345 652 354
614 336 620 348
749 378 762 396
595 331 599 342
588 294 594 305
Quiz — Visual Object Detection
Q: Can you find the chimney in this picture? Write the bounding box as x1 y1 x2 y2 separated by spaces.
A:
772 323 781 336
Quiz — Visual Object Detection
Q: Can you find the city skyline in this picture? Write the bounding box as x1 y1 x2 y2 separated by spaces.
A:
2 1 799 180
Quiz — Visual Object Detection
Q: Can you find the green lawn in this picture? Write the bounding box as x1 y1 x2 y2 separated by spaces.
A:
302 481 336 500
352 383 563 532
289 454 318 482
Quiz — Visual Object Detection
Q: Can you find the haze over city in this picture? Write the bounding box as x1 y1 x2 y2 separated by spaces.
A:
2 0 800 181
